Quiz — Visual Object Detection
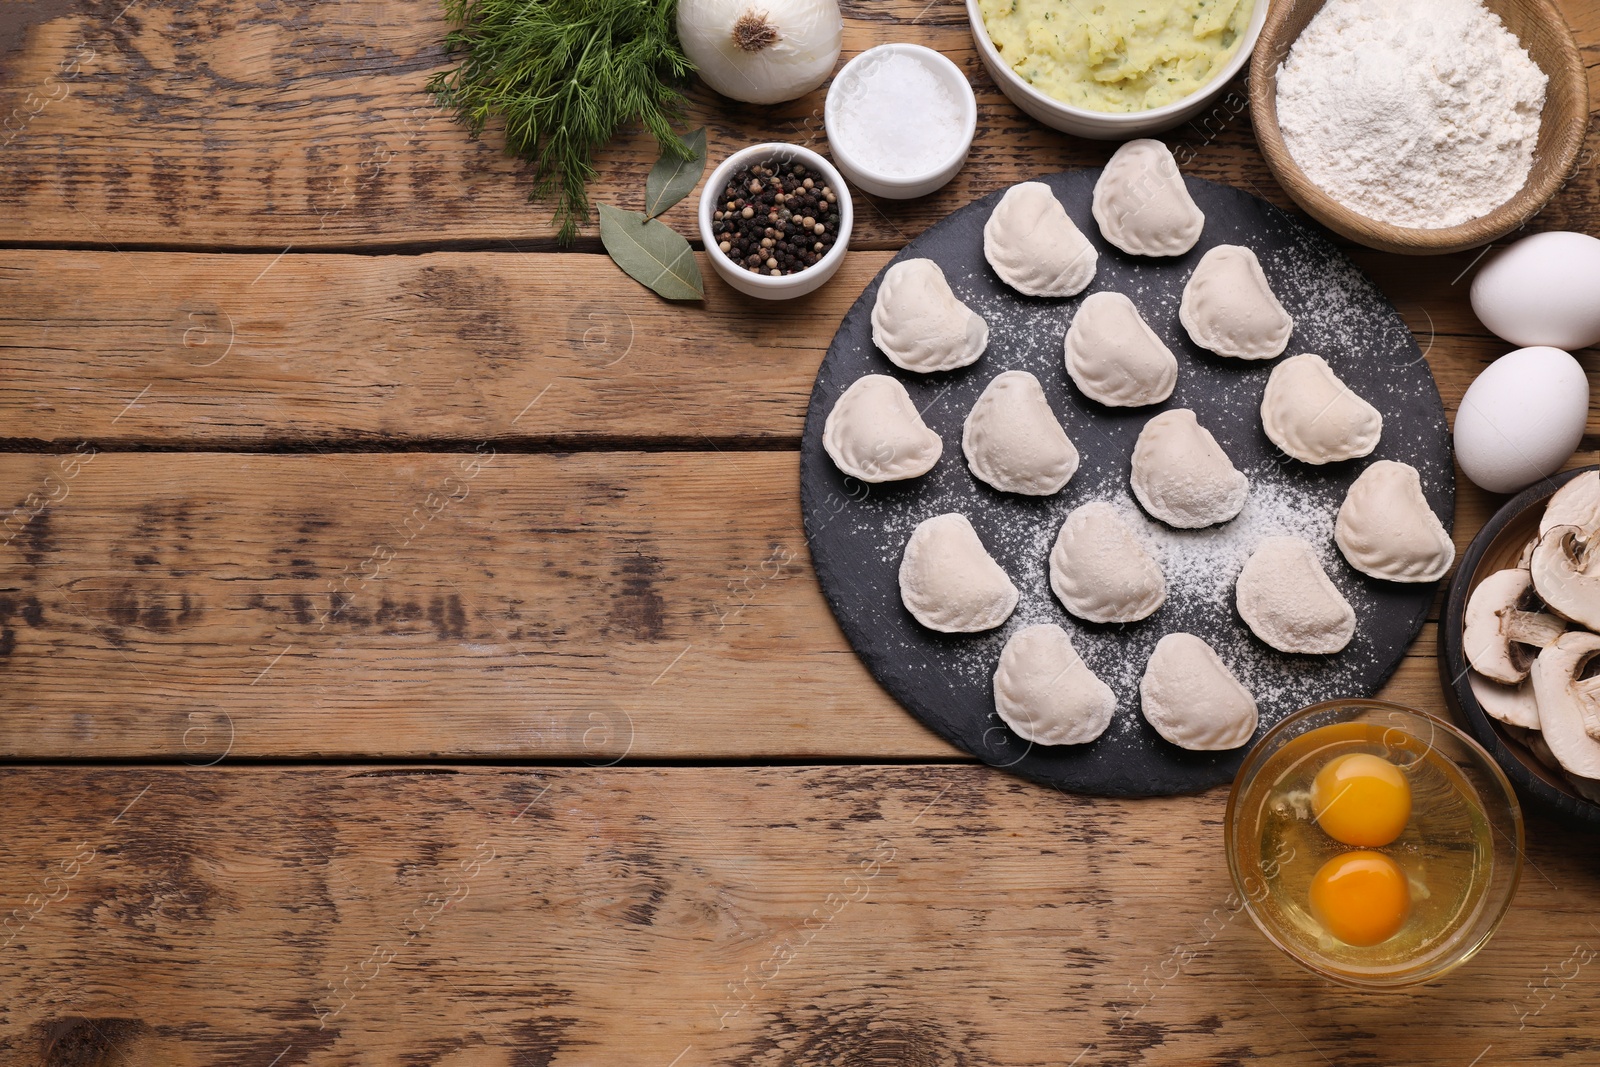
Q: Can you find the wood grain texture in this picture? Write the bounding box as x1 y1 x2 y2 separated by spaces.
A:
2 1 1600 1062
2 247 1595 448
0 450 1591 760
0 249 877 447
2 764 1599 1066
0 451 951 760
0 0 1594 251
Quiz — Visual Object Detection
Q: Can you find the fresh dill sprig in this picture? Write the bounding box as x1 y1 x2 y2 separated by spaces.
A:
428 0 695 243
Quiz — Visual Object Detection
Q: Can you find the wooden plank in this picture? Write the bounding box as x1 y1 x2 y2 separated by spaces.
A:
2 248 1593 447
0 249 881 447
0 450 1588 760
0 0 1595 251
0 764 1596 1065
0 451 953 760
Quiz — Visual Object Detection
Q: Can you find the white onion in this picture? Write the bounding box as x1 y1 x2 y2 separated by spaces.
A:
678 0 843 105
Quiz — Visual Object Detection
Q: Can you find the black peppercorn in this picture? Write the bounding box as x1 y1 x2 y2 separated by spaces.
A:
710 158 841 277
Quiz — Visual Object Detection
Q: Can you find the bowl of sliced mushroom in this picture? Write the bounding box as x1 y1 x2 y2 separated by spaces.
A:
1443 466 1600 829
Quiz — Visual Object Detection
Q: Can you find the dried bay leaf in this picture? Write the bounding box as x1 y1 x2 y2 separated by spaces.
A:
598 203 704 302
645 127 707 219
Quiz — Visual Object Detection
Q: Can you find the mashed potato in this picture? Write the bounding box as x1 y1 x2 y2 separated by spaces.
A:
979 0 1254 113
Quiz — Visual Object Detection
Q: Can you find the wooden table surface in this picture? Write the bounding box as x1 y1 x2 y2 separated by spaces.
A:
1 0 1598 1062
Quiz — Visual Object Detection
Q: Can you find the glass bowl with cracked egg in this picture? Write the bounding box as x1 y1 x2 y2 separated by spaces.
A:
1226 701 1522 989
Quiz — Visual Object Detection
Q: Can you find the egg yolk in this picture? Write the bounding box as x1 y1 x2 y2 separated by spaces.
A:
1312 753 1412 847
1308 850 1412 947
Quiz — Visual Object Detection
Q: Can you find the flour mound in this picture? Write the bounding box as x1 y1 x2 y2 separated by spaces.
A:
1275 0 1547 230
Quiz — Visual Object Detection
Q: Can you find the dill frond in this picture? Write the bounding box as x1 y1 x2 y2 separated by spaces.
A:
428 0 694 243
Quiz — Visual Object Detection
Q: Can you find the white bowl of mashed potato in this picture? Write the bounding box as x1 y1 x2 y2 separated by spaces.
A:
968 0 1267 138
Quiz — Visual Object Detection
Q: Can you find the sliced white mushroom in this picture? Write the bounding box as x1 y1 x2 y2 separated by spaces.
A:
1467 670 1541 731
1529 631 1600 775
993 624 1116 746
1463 567 1566 684
1517 533 1540 569
1530 525 1600 631
1542 472 1600 536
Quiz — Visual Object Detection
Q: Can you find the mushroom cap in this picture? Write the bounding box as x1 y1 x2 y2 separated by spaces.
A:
1542 472 1600 536
1530 631 1600 779
1531 525 1600 631
1467 670 1540 730
1463 567 1563 684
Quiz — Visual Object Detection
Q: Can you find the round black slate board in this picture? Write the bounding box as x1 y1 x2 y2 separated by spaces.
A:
800 170 1454 798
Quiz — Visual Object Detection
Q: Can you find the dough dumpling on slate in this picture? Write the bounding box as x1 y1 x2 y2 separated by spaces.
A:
1049 502 1166 624
1064 291 1179 408
1091 139 1205 257
1180 244 1293 360
1335 460 1455 583
993 624 1116 746
963 370 1080 496
822 374 942 483
1140 633 1258 751
1130 409 1248 529
871 258 989 374
983 182 1098 298
1261 353 1383 464
899 513 1018 633
1236 536 1356 655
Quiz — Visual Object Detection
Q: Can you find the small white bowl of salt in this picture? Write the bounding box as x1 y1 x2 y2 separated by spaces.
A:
825 43 977 200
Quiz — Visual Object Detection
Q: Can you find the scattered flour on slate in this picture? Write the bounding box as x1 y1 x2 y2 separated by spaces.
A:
801 172 1450 791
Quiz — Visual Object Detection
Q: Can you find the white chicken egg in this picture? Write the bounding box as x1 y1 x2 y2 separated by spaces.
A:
1455 346 1590 494
1471 232 1600 352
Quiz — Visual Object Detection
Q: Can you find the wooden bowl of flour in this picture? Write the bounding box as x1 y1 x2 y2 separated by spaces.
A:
1250 0 1588 255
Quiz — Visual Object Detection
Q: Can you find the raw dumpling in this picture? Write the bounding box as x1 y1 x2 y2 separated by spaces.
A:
871 258 989 374
1063 292 1179 408
993 624 1115 746
962 371 1080 496
1091 139 1205 257
899 513 1018 633
1179 245 1293 360
1335 460 1455 583
823 375 942 483
1130 409 1248 529
983 182 1098 298
1261 354 1383 464
1049 502 1166 624
1140 633 1258 750
1236 536 1356 655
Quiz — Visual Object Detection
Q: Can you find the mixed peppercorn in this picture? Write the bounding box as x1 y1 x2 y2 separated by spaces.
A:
710 160 841 277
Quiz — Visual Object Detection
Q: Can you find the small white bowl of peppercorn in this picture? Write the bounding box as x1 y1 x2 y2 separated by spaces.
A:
699 142 854 301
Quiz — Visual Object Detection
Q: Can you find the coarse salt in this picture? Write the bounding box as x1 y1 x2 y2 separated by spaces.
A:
828 51 965 179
